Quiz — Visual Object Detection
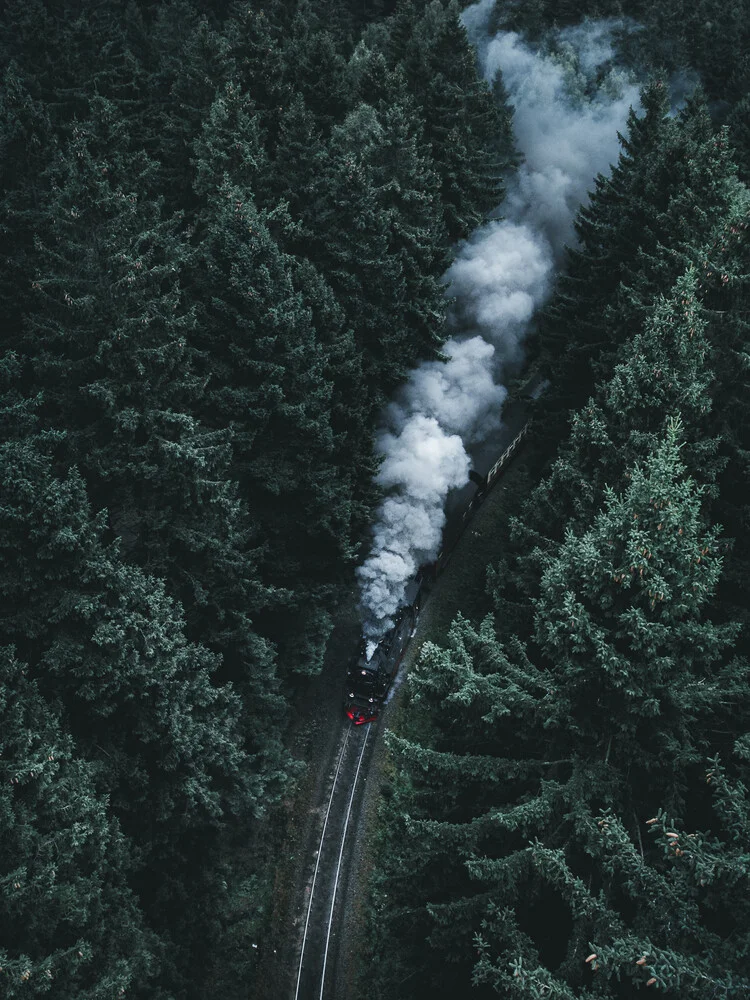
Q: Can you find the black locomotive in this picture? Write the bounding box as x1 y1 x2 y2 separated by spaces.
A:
344 636 395 725
344 582 423 725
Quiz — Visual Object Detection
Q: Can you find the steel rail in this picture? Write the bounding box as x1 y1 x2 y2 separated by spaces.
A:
318 724 371 1000
294 724 352 1000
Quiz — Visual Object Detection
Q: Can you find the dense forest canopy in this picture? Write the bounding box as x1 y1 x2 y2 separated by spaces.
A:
1 0 749 998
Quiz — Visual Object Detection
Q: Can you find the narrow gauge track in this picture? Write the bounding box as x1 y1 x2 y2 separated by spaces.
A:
294 722 373 1000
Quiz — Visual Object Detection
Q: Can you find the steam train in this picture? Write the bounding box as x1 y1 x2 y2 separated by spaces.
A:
344 374 548 725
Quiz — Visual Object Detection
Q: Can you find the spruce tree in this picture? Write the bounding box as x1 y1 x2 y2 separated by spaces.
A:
0 436 285 838
191 81 268 201
151 5 232 211
18 96 278 704
396 0 510 239
261 92 327 229
224 2 290 143
499 269 723 629
369 425 747 999
0 0 144 125
693 205 750 645
531 420 740 778
281 1 351 130
0 65 57 342
539 81 741 421
473 752 750 999
299 99 448 396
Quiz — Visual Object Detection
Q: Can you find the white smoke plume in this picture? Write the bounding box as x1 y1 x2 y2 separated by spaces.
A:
444 221 553 357
479 22 641 256
357 1 642 642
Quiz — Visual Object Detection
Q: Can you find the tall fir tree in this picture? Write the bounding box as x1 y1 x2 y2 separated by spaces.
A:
281 1 352 130
191 178 356 673
0 65 58 342
694 204 750 646
17 96 278 707
367 424 749 999
393 0 511 239
473 755 750 999
0 432 291 998
0 436 286 840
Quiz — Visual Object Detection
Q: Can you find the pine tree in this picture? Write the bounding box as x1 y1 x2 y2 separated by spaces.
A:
224 2 291 144
290 255 379 554
0 429 293 994
297 103 406 394
531 420 742 779
191 179 356 672
473 749 750 999
192 81 268 200
281 1 351 130
370 99 449 365
150 4 232 212
261 92 327 228
0 0 138 124
387 0 419 67
539 78 672 418
727 93 750 184
367 425 747 999
16 97 278 705
0 64 57 342
694 204 750 648
0 436 286 838
300 99 449 396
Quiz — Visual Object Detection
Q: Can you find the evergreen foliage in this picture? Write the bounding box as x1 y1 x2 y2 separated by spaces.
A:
0 435 275 839
369 424 750 999
364 47 750 996
539 82 742 420
390 0 512 239
0 647 158 1000
498 269 723 631
4 1 750 996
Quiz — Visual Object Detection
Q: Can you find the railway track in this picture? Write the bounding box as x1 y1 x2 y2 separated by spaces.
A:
293 721 374 1000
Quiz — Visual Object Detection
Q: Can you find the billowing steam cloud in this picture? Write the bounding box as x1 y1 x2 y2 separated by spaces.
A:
357 0 642 642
